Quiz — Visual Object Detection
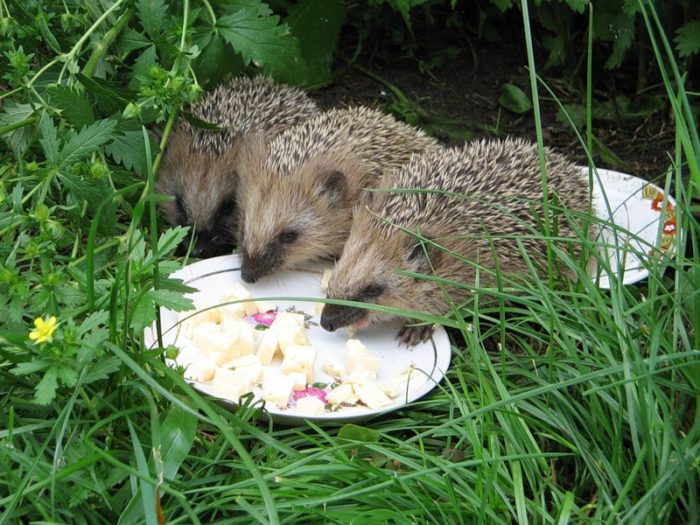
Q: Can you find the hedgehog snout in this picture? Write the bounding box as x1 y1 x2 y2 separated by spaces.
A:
240 249 281 283
320 303 368 332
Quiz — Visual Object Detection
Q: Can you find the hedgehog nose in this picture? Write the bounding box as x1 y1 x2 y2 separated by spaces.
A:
320 312 338 332
241 269 258 284
191 245 206 259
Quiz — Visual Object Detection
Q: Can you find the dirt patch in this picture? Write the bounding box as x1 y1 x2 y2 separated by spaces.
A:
311 23 676 184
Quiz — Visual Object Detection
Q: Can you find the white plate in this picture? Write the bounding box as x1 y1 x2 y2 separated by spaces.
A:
588 167 678 289
144 255 452 425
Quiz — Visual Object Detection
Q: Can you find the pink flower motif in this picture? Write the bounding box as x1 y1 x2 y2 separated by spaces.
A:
247 310 277 327
293 386 328 404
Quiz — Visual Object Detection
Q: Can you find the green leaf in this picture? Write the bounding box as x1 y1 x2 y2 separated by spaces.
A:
35 12 62 53
39 113 60 164
119 27 152 56
0 101 35 157
156 226 191 256
193 31 242 86
35 366 59 404
149 289 194 312
49 85 95 128
128 45 158 90
544 35 566 68
286 0 346 86
563 0 588 14
159 407 197 480
498 83 532 114
105 130 149 176
604 13 635 70
77 74 131 115
217 9 304 83
84 357 122 383
12 359 52 376
338 424 380 442
56 364 78 388
489 0 513 13
57 173 107 205
137 0 168 38
130 293 156 332
674 20 700 58
57 119 117 167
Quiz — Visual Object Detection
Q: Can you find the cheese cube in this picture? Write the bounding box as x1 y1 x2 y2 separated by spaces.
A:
221 283 258 316
257 329 280 365
219 302 246 322
326 383 355 406
352 380 392 409
345 339 379 380
273 312 306 329
182 357 217 382
281 345 317 382
256 302 275 313
211 368 249 400
287 372 308 391
270 313 309 353
262 375 296 407
225 355 261 368
380 381 405 399
295 396 325 415
322 357 345 378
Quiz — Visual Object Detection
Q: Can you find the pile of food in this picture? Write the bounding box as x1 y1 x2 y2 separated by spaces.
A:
171 282 416 415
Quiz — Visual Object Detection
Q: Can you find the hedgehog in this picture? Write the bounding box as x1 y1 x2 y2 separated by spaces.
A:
320 138 594 345
235 105 440 283
157 75 319 258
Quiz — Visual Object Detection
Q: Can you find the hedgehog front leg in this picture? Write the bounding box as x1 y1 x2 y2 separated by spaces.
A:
397 323 435 346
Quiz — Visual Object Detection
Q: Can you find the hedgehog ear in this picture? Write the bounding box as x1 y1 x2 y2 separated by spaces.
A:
405 235 440 274
317 170 346 205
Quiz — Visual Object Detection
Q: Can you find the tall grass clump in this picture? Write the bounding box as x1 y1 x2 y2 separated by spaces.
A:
0 1 698 524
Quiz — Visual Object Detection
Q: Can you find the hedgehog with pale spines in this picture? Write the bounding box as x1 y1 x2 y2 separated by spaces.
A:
235 105 440 283
157 75 319 258
320 137 594 345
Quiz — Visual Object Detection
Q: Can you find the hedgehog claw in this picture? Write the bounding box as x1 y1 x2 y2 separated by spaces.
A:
397 324 434 346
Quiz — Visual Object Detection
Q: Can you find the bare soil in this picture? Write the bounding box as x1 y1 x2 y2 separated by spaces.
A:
311 24 677 184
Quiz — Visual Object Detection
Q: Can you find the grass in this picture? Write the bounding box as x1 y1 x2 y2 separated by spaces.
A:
1 1 699 524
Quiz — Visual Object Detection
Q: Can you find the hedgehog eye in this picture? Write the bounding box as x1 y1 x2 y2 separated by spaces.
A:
175 195 188 222
278 230 299 244
362 284 385 298
215 197 236 220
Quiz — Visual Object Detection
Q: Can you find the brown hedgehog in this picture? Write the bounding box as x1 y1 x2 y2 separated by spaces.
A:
157 75 318 258
320 138 594 345
235 105 440 283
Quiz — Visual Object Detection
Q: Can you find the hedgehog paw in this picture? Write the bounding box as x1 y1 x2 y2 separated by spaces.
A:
397 324 434 346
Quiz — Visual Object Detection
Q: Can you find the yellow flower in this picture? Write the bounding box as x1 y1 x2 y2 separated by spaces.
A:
29 316 58 344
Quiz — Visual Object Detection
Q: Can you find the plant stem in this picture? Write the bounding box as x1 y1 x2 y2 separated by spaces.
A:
0 117 36 136
83 7 135 78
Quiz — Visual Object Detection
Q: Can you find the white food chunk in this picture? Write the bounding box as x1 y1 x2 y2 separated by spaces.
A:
256 302 275 313
380 381 405 399
256 329 280 365
326 383 355 406
221 283 258 316
352 380 392 409
211 367 250 400
280 345 317 382
286 372 308 391
182 357 217 382
322 357 346 378
218 302 246 322
295 396 325 415
262 375 296 407
270 314 309 353
273 312 306 329
345 339 379 380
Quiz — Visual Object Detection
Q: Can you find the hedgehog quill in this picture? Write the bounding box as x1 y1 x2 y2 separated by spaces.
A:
235 106 440 283
157 76 318 258
320 138 595 345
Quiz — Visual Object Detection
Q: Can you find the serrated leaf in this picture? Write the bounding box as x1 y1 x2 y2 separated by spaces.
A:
286 0 346 86
217 9 303 83
223 0 273 17
563 0 588 14
36 13 62 53
35 367 59 404
149 289 194 312
499 83 532 114
160 407 197 480
56 364 78 387
674 20 700 58
604 14 635 70
49 85 95 128
490 0 513 13
77 74 131 115
154 226 190 256
78 310 110 336
57 119 117 167
39 113 60 164
130 293 157 332
128 45 158 90
57 173 106 204
84 356 122 383
194 31 242 86
137 0 168 38
120 27 152 56
105 130 149 176
12 359 51 376
0 102 35 157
